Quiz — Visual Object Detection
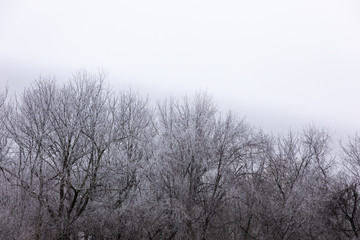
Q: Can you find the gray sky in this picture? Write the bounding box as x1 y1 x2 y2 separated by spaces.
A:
1 0 360 136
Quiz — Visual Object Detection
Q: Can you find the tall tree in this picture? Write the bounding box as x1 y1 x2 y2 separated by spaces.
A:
3 72 145 239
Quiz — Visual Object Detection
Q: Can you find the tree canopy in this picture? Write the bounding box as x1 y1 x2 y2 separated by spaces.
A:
0 73 358 240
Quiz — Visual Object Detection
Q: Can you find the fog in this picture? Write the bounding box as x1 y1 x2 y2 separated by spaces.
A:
1 0 360 135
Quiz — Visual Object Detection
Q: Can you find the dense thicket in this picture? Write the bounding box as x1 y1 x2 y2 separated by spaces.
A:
0 73 359 239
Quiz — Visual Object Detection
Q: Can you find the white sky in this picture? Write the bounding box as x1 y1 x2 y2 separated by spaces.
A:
1 0 360 137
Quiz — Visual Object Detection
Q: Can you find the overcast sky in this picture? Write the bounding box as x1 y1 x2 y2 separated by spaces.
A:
1 0 360 136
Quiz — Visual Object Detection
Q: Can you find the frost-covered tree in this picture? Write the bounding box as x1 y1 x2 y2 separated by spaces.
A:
2 72 152 239
148 94 257 240
325 136 360 239
0 74 354 240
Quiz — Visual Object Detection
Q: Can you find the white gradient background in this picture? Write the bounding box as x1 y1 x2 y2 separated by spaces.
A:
1 0 360 136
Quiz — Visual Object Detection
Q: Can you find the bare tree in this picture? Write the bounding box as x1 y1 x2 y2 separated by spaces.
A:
2 72 148 239
326 135 360 239
327 180 360 239
81 89 156 240
148 93 257 240
0 75 353 240
0 87 9 175
255 127 334 240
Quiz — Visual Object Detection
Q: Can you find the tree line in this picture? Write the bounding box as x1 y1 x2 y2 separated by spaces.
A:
0 72 360 239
